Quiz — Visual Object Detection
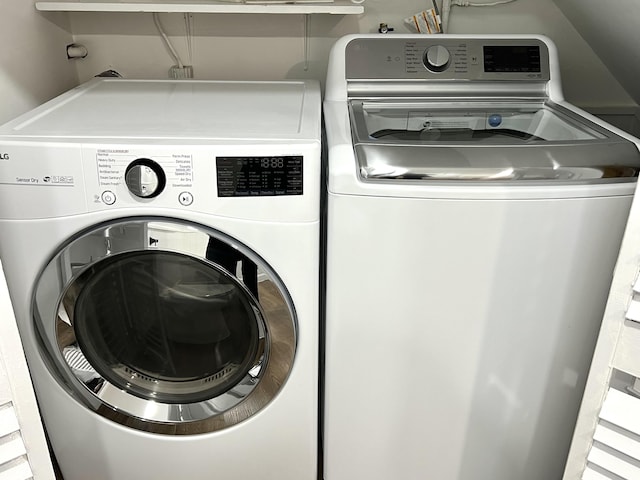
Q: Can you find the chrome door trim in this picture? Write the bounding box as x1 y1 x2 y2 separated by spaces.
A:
32 217 297 435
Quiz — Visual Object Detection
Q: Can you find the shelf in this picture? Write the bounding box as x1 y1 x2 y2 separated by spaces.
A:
34 0 364 14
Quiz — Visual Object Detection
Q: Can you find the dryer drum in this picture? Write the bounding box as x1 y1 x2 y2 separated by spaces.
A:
70 251 261 404
32 218 297 435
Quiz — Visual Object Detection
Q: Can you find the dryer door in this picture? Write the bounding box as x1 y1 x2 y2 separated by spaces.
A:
33 218 296 435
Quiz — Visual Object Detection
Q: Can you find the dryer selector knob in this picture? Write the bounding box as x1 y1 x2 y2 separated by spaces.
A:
424 45 451 72
125 158 166 198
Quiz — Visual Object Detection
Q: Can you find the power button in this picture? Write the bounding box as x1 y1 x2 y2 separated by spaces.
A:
101 190 116 205
179 192 194 206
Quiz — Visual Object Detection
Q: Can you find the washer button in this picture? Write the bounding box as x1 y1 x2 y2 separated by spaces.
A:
179 192 193 206
101 190 116 205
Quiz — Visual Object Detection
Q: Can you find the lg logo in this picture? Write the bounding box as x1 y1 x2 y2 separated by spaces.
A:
0 153 9 160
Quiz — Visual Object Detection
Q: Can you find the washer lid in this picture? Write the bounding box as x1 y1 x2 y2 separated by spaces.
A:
1 78 319 141
351 100 640 183
355 101 605 143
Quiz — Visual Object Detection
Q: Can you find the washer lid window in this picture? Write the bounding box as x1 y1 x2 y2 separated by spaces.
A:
33 218 297 435
350 100 640 183
353 101 607 144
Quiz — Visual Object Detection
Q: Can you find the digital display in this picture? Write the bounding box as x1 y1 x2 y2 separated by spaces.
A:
216 156 303 197
483 45 541 73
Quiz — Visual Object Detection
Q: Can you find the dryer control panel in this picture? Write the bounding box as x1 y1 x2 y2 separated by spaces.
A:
87 144 312 208
216 156 303 197
0 142 319 221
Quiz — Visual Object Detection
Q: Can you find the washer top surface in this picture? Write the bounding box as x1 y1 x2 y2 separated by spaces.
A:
0 78 319 142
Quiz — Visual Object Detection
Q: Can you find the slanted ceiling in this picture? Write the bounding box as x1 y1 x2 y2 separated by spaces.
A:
553 0 640 105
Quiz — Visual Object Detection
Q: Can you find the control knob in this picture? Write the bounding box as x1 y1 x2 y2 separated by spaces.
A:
125 158 166 198
424 45 451 72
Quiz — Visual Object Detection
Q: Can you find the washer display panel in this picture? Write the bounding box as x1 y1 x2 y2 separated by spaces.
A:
33 219 296 435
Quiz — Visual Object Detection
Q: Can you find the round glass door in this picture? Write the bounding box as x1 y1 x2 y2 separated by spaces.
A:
33 218 297 435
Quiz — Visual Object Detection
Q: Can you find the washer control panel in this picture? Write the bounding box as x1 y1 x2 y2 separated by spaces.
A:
345 37 550 82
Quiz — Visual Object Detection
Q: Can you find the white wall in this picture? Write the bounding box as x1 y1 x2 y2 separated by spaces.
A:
0 1 78 124
0 0 633 115
554 0 640 105
66 0 634 109
446 0 635 108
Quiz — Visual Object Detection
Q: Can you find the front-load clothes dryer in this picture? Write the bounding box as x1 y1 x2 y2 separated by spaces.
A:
323 35 640 480
0 78 321 480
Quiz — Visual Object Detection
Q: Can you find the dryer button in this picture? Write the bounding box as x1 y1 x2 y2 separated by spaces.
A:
179 192 193 206
101 190 116 205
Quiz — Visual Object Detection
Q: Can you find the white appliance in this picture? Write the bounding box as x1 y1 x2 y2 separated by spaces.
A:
0 78 321 480
323 34 640 480
0 261 56 479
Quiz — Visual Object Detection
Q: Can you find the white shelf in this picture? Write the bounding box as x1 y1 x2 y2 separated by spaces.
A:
35 0 364 14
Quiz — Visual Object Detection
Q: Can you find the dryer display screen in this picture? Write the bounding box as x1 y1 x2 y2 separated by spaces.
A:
216 156 303 197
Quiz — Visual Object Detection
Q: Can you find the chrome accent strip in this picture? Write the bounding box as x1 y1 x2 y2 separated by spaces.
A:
354 144 639 185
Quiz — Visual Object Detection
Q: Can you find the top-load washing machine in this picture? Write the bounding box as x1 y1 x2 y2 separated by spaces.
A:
323 35 640 480
0 78 321 480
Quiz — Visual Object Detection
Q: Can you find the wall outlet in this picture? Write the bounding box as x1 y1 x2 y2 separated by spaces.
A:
169 65 194 79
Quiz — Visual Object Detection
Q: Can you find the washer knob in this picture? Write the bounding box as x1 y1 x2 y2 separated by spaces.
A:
424 45 451 72
125 158 166 198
